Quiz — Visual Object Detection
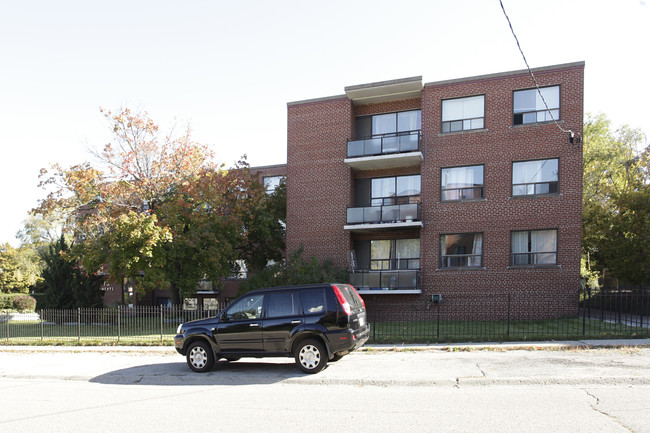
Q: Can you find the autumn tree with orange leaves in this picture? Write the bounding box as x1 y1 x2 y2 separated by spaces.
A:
36 108 282 304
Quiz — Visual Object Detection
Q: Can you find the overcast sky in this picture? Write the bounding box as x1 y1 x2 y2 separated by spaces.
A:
0 0 648 246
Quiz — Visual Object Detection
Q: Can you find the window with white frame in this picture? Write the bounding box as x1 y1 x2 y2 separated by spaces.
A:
513 86 559 125
512 158 558 196
440 233 483 268
441 165 484 201
511 229 557 266
442 95 485 133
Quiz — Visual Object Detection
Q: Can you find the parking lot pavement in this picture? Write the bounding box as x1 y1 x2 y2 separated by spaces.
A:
1 339 649 386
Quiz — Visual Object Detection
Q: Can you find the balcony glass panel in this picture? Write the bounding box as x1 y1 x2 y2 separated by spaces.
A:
347 131 420 158
346 203 421 225
364 206 381 223
348 270 419 291
399 203 419 221
399 132 419 152
381 205 400 222
346 208 364 224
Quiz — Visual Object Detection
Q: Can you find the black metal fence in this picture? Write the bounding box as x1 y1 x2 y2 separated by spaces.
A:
1 290 648 345
0 305 223 344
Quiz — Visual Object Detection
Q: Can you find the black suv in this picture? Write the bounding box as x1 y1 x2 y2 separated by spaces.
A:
174 283 369 374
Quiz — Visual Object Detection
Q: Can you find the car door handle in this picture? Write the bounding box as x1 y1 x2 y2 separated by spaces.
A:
249 323 260 327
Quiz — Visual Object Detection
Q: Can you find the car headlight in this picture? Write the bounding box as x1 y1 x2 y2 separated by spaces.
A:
176 324 184 334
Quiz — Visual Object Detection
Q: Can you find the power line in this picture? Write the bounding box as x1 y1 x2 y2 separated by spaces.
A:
498 0 580 145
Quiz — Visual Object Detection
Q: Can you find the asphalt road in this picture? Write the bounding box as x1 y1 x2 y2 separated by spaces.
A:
1 341 649 433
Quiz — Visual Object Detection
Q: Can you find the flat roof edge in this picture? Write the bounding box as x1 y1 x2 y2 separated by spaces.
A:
287 94 347 107
251 163 287 170
424 61 585 87
344 76 423 92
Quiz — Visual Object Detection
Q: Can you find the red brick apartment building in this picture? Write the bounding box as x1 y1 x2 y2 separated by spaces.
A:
276 61 584 320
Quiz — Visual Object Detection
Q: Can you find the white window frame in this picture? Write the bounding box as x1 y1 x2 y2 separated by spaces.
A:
442 95 485 133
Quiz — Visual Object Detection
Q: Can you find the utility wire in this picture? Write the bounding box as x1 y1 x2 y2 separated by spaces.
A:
499 0 579 143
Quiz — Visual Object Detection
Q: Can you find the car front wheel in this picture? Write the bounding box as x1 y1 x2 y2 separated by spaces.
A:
187 341 215 373
295 339 327 374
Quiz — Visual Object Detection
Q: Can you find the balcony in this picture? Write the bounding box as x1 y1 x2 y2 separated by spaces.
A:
344 131 423 170
344 203 422 231
349 270 421 294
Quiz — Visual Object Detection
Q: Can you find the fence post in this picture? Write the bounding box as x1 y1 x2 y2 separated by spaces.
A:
436 302 440 340
160 305 163 342
77 308 81 342
4 312 8 342
582 286 588 336
40 309 44 341
117 305 121 342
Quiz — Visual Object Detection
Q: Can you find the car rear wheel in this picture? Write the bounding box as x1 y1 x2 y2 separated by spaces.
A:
295 339 327 374
187 341 214 373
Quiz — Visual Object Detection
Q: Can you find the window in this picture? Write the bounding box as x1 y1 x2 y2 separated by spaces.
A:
356 110 421 139
513 86 559 125
370 239 420 270
442 95 485 133
224 294 264 320
440 233 483 268
441 165 484 201
263 176 284 193
266 292 299 318
301 288 326 315
512 158 559 196
511 230 557 265
369 175 421 206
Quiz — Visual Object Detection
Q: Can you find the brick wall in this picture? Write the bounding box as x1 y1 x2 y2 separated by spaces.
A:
287 97 353 267
286 62 585 320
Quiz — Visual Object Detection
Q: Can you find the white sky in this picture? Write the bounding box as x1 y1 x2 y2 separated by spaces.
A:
1 0 648 246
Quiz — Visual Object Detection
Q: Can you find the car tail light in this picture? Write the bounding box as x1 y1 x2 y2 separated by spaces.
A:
332 285 351 316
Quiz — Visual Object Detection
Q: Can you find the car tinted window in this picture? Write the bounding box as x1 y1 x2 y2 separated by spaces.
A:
301 288 326 315
338 285 363 309
266 292 299 318
224 294 264 320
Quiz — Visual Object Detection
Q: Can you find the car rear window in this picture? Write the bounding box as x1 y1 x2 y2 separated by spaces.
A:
301 288 326 315
336 284 364 310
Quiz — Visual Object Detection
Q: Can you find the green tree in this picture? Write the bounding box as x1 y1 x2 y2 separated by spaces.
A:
238 247 348 295
237 175 286 275
0 243 28 293
582 113 649 284
40 236 104 309
154 163 254 304
35 108 287 305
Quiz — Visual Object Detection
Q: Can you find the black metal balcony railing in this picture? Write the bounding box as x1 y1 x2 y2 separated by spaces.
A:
347 203 421 225
347 130 421 158
349 270 420 291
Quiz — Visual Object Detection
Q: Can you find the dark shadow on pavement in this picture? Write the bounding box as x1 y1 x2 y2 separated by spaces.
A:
89 359 308 386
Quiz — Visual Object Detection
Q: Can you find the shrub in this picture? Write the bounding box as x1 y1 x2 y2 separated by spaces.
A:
13 295 37 312
0 293 13 310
